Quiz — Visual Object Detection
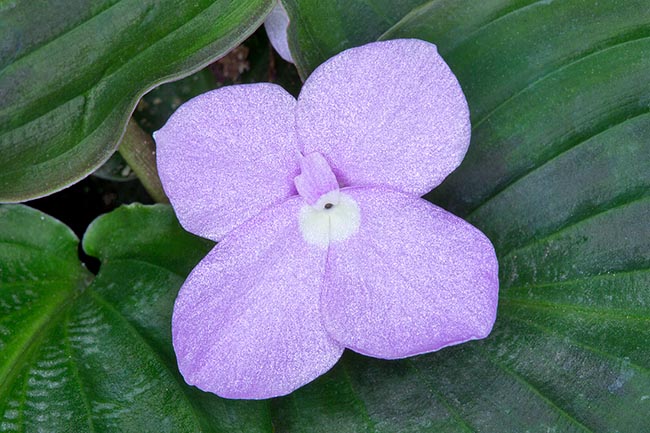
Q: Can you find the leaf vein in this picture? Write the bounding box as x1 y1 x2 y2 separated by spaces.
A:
0 280 83 402
340 359 378 433
63 309 97 433
501 298 650 323
467 110 650 223
503 312 650 376
500 195 650 260
476 346 595 433
503 268 650 294
471 32 650 131
405 359 476 433
0 0 122 73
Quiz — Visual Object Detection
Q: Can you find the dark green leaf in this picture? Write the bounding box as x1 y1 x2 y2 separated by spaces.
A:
275 1 650 431
0 0 273 202
0 204 272 432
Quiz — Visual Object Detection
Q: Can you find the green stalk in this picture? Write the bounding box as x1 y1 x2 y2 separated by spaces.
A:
118 119 169 203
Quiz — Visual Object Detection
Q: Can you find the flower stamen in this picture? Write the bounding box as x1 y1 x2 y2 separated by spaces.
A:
294 154 360 247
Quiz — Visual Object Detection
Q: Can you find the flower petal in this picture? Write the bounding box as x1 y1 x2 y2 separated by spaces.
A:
155 84 300 241
321 187 498 359
172 197 343 399
296 39 471 196
264 1 294 63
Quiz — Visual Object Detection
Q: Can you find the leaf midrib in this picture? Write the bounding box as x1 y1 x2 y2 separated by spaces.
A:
86 289 207 432
503 268 650 294
63 308 97 433
340 359 378 433
500 297 650 323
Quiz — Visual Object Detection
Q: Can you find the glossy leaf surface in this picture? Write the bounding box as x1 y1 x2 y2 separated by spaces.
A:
0 205 272 432
275 0 650 431
0 0 272 202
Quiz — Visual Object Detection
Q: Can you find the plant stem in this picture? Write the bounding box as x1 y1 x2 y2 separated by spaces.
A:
118 119 169 203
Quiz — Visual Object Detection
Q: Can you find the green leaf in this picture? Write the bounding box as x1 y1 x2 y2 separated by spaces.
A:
0 204 272 432
0 0 273 202
275 0 650 431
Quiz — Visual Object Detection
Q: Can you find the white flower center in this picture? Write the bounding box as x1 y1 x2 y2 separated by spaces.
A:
298 190 360 248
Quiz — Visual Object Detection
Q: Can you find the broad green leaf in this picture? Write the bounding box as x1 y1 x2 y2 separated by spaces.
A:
0 0 273 202
275 1 650 431
0 205 272 432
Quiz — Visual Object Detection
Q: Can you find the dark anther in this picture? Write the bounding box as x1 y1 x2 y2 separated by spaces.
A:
324 203 334 209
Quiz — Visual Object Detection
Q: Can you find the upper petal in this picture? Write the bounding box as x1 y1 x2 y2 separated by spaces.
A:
321 187 498 359
172 197 343 399
296 39 471 196
155 83 300 241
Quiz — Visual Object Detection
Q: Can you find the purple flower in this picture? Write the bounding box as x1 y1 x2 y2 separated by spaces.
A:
154 39 499 400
